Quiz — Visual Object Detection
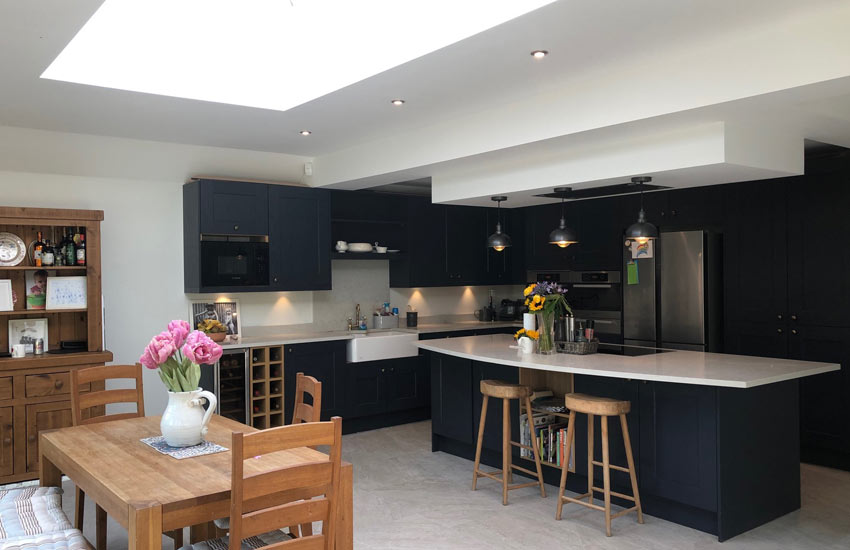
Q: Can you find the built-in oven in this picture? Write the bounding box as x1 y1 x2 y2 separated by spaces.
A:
527 270 623 343
200 347 249 423
200 235 269 288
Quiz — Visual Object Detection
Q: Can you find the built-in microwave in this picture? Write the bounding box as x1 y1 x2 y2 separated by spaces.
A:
200 235 269 288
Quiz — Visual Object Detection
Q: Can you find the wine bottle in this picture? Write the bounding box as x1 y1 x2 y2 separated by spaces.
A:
33 231 44 267
63 228 76 266
42 240 55 266
76 233 86 266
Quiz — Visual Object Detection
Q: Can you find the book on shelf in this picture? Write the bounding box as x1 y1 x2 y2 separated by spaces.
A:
520 412 573 468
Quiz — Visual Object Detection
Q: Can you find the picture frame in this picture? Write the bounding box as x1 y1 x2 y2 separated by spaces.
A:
8 318 48 354
189 300 241 343
25 269 54 310
0 280 12 312
46 276 88 310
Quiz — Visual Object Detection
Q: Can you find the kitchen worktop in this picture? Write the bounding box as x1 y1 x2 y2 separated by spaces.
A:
220 320 521 349
416 334 840 388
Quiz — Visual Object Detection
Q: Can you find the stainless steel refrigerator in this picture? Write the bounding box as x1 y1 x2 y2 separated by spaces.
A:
623 230 722 351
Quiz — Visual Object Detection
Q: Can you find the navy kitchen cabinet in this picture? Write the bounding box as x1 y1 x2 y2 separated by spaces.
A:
445 205 487 284
268 184 331 290
283 341 348 424
389 198 447 287
430 352 474 444
197 179 269 235
346 361 387 417
386 356 430 412
471 361 520 453
639 381 718 512
484 207 526 284
524 202 577 269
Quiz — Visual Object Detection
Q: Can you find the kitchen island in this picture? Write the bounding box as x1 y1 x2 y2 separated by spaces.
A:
417 335 841 541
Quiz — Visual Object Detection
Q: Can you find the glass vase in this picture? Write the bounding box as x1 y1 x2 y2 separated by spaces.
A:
536 311 556 354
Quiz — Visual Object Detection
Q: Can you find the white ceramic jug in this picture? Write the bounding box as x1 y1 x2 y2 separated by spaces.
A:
160 388 217 447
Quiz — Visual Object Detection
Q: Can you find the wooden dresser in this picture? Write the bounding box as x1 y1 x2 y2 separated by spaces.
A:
0 206 111 483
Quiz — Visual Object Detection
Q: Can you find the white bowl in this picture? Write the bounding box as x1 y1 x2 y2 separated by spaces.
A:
375 246 388 253
348 242 373 253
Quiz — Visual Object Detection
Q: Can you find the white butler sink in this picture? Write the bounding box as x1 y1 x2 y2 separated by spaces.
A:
346 331 419 363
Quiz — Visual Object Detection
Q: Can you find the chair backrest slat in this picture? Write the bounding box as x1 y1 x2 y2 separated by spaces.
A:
241 423 334 458
70 364 145 426
229 417 342 550
292 373 321 424
241 498 329 539
243 463 332 502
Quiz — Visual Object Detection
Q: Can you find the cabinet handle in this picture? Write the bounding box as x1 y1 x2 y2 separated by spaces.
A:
791 329 798 335
390 367 395 372
381 368 385 373
273 277 278 283
28 435 35 442
234 224 239 231
777 314 783 320
777 328 783 334
54 380 63 390
791 314 797 321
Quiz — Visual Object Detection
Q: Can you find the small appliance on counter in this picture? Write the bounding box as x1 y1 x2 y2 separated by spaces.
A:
406 306 418 327
497 299 525 321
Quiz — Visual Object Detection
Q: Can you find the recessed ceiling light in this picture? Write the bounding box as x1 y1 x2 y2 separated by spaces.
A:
531 50 548 59
391 99 405 106
299 130 312 136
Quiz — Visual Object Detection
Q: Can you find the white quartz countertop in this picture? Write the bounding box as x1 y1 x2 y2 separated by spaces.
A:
220 321 521 349
415 334 841 388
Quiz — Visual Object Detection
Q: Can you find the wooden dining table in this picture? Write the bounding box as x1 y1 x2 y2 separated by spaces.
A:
38 415 353 550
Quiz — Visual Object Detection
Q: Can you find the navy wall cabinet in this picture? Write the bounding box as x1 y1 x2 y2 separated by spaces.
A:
269 185 331 291
283 340 348 424
184 180 331 292
197 179 269 235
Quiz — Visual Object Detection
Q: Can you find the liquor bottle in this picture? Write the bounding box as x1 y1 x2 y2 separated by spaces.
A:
76 233 86 266
33 231 44 267
42 240 55 266
63 228 76 266
73 227 82 246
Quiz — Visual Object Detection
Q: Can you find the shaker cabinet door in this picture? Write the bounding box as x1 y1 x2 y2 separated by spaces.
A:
199 180 269 235
269 186 331 290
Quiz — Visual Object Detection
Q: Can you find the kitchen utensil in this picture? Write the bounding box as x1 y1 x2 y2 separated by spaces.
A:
0 232 26 266
347 242 372 253
406 311 418 327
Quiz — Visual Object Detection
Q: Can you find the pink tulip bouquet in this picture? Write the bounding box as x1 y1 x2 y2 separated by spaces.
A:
139 320 223 393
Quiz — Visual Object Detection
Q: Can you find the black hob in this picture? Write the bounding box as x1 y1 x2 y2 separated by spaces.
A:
597 343 676 357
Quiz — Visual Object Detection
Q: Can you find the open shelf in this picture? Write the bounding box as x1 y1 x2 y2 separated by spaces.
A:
331 218 406 226
0 265 88 271
332 252 406 261
0 308 87 316
248 345 285 430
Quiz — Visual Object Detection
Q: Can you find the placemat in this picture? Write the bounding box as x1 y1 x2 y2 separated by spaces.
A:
140 436 228 459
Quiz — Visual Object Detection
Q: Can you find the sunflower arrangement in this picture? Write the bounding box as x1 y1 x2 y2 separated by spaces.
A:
514 328 539 341
522 281 571 316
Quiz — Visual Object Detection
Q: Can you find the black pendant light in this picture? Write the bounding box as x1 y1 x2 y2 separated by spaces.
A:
625 176 658 244
486 196 511 252
548 186 578 248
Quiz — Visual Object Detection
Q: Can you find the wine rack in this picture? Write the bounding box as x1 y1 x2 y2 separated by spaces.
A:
218 350 248 423
249 345 284 429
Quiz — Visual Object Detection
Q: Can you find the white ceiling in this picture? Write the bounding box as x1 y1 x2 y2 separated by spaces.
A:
2 0 850 203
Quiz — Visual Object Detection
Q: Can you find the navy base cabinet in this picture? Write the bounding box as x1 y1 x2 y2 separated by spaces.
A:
283 341 348 424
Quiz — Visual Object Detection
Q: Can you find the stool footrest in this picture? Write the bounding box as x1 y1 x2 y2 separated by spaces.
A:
591 460 631 473
559 495 606 512
590 486 636 502
507 481 540 491
509 464 539 477
611 506 639 519
510 441 534 451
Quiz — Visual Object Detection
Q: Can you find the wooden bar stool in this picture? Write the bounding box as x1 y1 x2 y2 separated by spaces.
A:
556 393 643 536
472 379 546 505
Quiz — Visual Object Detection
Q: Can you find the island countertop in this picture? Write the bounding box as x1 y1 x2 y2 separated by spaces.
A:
415 334 840 388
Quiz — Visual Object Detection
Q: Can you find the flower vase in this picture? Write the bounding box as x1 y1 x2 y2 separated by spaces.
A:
536 311 556 354
160 388 217 447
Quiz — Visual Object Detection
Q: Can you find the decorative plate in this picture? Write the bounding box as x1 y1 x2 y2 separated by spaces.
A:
0 232 26 266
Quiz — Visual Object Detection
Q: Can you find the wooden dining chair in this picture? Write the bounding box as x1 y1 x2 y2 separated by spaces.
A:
192 417 343 550
289 372 322 538
292 372 322 424
69 364 183 550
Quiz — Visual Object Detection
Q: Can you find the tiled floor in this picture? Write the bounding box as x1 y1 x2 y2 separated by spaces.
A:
18 420 850 549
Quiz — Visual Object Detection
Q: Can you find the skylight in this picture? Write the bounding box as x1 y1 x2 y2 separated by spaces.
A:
42 0 555 112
